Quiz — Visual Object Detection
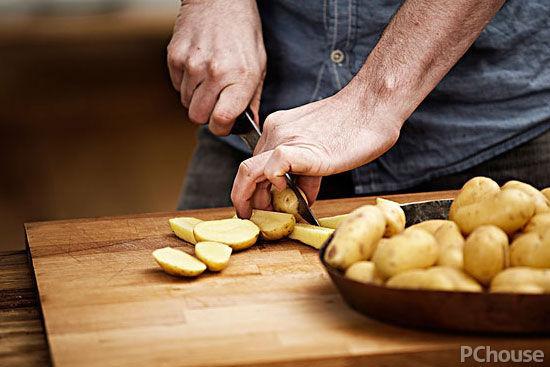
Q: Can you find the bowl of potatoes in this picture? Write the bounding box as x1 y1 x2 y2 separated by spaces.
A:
320 177 550 334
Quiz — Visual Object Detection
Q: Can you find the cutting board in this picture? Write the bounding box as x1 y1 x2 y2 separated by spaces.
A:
25 191 550 367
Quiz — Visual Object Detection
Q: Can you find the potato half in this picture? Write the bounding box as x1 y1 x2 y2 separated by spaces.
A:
194 218 260 250
288 224 334 249
195 241 232 271
152 247 206 277
319 214 349 229
249 210 296 240
169 217 202 244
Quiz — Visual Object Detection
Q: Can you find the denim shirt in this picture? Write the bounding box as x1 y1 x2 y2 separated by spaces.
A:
222 0 550 194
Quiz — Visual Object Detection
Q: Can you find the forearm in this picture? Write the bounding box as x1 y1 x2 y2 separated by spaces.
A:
349 0 505 125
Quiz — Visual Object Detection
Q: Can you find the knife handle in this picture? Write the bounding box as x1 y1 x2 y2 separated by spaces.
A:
230 107 257 135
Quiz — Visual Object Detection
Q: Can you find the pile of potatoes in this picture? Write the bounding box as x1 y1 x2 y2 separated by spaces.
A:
324 177 550 294
153 188 337 277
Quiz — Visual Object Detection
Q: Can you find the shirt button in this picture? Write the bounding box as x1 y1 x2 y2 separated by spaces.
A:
330 49 345 64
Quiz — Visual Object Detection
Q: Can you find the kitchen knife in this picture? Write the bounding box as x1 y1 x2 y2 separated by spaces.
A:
231 108 320 226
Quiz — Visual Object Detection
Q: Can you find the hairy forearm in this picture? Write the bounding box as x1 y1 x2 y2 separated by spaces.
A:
351 0 505 125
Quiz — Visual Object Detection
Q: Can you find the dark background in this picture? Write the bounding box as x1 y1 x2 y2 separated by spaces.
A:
0 1 197 250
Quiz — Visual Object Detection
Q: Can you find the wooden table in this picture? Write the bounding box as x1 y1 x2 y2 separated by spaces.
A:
4 192 550 366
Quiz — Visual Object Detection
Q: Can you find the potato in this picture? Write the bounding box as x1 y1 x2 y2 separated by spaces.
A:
324 205 386 270
490 267 550 294
387 266 481 292
523 212 550 236
372 227 439 278
542 188 550 202
434 221 464 269
451 187 535 235
344 261 384 285
449 176 500 219
249 210 296 240
319 214 349 229
375 198 406 237
288 224 334 249
502 180 550 214
193 218 260 250
510 228 550 268
463 225 509 285
407 219 449 234
272 187 307 220
194 241 232 271
152 247 206 277
169 217 202 244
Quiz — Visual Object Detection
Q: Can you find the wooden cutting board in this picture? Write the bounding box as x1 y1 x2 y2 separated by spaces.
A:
25 191 550 367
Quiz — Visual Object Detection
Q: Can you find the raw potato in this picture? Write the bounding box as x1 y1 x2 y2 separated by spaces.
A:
194 218 260 250
288 224 334 249
272 187 307 220
169 217 202 244
387 266 481 292
372 227 439 278
523 212 550 236
449 176 500 219
324 205 386 270
502 180 550 214
375 198 406 237
319 214 349 229
542 188 550 202
490 267 550 294
152 247 206 277
434 221 464 269
345 261 384 285
510 228 550 268
407 219 449 234
451 187 535 235
249 210 296 240
194 242 232 271
463 225 509 285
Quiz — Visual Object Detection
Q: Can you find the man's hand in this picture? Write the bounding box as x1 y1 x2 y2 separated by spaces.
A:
231 87 402 218
167 0 266 135
231 0 505 218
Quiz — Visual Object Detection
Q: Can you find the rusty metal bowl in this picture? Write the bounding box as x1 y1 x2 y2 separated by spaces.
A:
319 199 550 334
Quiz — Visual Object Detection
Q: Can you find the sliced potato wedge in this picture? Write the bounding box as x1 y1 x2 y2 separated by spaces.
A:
195 241 232 271
288 224 334 249
194 218 260 250
152 247 206 277
249 210 296 240
319 214 349 229
169 217 202 244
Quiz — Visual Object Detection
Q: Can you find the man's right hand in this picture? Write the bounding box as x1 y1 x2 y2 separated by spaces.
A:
167 0 266 136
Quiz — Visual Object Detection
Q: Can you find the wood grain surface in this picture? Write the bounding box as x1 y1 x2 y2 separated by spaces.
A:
24 191 550 367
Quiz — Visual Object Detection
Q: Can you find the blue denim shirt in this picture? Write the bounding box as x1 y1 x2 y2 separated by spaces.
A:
222 0 550 194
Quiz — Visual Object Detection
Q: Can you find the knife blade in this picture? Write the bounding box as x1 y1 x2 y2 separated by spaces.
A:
231 108 320 226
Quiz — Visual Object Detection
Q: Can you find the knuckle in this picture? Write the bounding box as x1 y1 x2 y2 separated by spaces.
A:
184 57 203 75
238 161 254 180
206 61 227 79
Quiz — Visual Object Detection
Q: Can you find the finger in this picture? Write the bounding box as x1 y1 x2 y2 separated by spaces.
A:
251 180 272 211
231 151 272 219
188 80 223 124
181 71 204 109
296 176 322 205
264 144 319 183
209 83 256 136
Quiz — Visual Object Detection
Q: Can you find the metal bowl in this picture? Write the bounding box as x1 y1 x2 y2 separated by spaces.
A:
319 199 550 334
